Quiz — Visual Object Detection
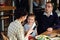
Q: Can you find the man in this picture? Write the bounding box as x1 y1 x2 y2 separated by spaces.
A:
37 2 59 34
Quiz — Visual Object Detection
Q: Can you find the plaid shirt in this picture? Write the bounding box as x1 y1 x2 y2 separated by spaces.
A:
8 20 25 40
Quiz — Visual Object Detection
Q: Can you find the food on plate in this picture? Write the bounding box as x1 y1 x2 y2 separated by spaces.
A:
35 35 50 40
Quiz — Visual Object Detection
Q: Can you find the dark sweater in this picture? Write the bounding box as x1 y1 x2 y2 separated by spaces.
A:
37 11 59 34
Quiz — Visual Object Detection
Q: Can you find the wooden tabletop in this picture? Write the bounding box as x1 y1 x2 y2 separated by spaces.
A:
41 29 60 37
0 6 16 11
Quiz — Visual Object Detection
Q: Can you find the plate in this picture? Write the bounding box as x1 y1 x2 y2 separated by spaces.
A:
35 35 50 40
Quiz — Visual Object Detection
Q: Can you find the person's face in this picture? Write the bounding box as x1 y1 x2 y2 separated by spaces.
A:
22 15 27 22
45 3 53 13
27 16 35 24
35 0 39 3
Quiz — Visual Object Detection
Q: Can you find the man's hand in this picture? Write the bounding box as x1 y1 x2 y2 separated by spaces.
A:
47 27 53 32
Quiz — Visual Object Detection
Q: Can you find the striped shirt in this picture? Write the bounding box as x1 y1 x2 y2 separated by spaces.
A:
8 20 25 40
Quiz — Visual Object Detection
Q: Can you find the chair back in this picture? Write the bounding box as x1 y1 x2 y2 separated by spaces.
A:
1 32 9 40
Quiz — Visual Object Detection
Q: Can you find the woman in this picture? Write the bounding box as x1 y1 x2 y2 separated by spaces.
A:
8 10 28 40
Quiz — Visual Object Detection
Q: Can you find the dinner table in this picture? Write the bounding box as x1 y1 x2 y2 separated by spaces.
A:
41 29 60 37
35 29 60 40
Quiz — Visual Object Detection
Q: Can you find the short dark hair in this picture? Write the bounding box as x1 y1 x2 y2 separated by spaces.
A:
27 14 35 18
46 1 54 7
15 9 28 19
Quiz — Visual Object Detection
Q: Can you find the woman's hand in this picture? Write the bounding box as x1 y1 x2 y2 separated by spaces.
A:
25 29 34 37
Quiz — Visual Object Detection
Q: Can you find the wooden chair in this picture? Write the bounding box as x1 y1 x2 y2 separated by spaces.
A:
1 32 9 40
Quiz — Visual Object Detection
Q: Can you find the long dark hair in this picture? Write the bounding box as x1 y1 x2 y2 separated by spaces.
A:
14 9 28 20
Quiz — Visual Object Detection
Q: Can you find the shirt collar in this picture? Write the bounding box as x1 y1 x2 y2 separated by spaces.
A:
43 12 53 15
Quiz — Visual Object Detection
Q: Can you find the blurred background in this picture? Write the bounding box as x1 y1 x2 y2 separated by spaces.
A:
0 0 60 35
